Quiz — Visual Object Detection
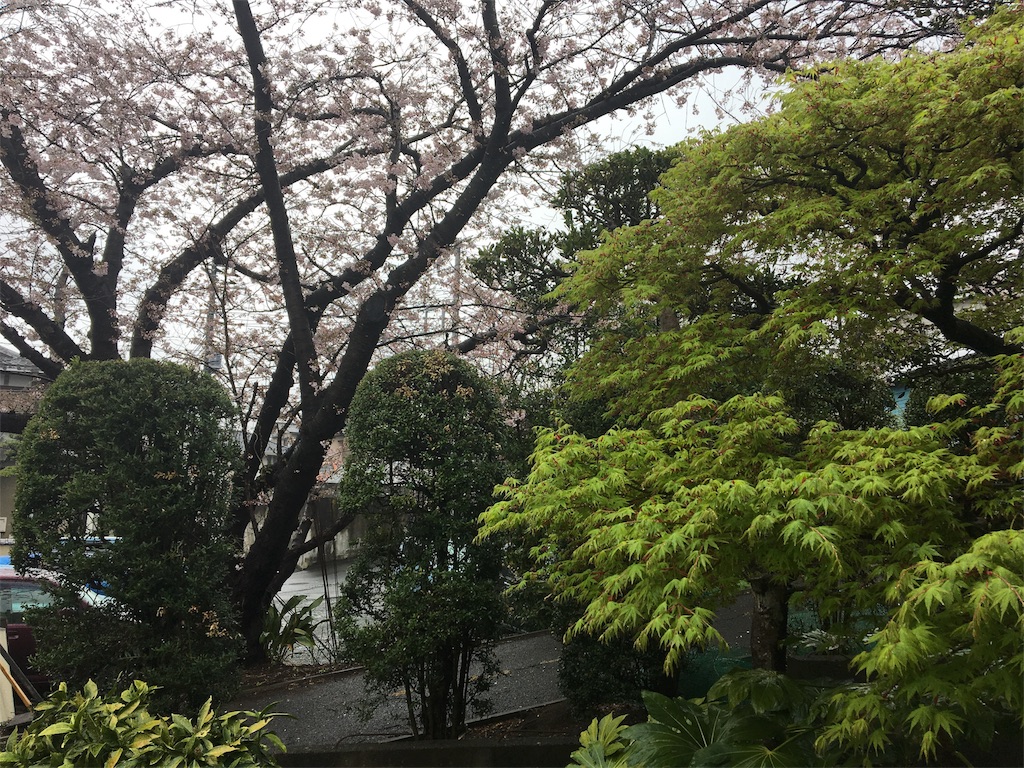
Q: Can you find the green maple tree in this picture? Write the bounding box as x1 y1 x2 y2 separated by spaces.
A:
480 8 1023 761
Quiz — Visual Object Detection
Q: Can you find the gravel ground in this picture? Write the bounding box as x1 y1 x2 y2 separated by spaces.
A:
229 632 564 751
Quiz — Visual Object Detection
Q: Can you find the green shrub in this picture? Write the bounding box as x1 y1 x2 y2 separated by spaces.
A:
25 602 241 713
13 359 243 712
260 595 327 664
567 713 631 768
334 351 510 739
558 631 677 716
568 670 833 768
0 680 283 767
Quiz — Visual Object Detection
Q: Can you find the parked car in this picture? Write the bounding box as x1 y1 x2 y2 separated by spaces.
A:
0 556 108 693
0 558 54 692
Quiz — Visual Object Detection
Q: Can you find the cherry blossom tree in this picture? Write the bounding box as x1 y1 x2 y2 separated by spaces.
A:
0 0 966 659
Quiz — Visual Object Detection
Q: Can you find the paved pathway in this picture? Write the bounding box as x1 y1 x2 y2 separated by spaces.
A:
229 632 563 751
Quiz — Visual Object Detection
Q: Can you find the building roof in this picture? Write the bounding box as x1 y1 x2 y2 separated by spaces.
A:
0 347 44 379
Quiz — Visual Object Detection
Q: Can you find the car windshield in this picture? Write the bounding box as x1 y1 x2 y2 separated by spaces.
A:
0 580 53 624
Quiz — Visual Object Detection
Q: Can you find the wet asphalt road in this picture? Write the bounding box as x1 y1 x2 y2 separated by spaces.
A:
229 632 564 751
231 561 755 752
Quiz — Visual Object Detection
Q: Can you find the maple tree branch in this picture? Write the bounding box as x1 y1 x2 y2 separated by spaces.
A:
947 217 1024 273
705 263 777 316
894 283 1022 357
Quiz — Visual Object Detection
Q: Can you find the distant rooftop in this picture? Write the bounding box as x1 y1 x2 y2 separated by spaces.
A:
0 347 44 379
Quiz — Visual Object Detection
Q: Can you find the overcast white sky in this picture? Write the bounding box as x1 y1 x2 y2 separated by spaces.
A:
520 68 780 230
598 69 779 151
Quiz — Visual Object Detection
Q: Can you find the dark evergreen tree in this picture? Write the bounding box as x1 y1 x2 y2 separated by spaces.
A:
335 350 510 739
13 359 241 712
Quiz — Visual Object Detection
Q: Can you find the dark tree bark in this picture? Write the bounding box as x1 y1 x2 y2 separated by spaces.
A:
749 575 791 673
0 411 32 434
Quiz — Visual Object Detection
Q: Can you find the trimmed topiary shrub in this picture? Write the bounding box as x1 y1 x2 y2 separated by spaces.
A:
12 359 242 712
334 350 510 739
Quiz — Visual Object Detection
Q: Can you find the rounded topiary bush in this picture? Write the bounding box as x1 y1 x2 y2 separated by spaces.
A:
13 359 242 712
335 350 511 739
